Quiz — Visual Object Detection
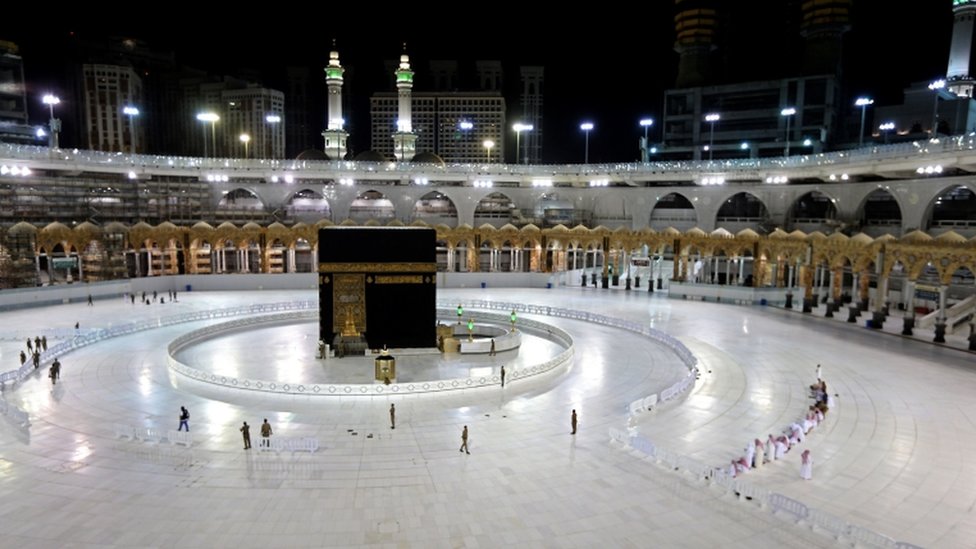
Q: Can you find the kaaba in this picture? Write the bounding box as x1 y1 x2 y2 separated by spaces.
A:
318 227 436 349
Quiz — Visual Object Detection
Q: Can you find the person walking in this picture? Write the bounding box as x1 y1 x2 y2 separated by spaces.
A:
240 422 251 449
390 403 396 430
87 294 93 306
19 350 26 365
571 409 578 435
260 418 273 448
41 336 47 351
815 364 822 382
459 425 470 454
489 339 496 356
178 406 190 432
50 358 61 382
26 338 32 352
500 365 506 388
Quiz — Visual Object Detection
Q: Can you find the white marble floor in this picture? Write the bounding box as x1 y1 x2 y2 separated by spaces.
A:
0 287 973 547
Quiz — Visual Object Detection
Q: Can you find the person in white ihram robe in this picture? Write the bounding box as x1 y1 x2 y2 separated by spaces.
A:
800 450 813 480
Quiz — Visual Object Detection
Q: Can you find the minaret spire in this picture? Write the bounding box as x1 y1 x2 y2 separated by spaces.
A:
392 45 417 161
322 41 349 159
948 0 976 97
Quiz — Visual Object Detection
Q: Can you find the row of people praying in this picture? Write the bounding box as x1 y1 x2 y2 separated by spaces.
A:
727 365 833 480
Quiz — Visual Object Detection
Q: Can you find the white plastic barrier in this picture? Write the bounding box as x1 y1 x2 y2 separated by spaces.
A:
769 493 809 523
114 424 136 440
141 428 163 443
733 480 769 507
287 438 319 453
167 430 193 447
847 525 896 548
807 509 849 541
608 427 629 445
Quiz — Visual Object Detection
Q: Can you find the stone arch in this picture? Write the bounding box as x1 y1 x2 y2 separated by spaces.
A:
473 192 516 227
285 188 332 222
650 192 698 231
214 187 265 221
924 184 976 236
715 191 769 233
349 189 395 221
787 191 837 233
534 193 576 228
857 188 903 237
412 190 458 226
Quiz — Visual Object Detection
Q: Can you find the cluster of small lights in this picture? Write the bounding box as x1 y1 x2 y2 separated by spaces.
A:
473 179 493 188
765 176 789 184
269 174 295 184
532 179 553 188
339 178 354 186
414 177 429 185
206 174 229 182
916 165 943 175
0 165 31 176
828 173 850 181
699 176 725 185
589 179 609 187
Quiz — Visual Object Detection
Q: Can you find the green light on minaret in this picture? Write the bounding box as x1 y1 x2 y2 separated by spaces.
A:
326 68 343 79
954 0 975 6
396 72 414 83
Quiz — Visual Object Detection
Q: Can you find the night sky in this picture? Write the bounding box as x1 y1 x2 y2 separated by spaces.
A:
3 2 955 162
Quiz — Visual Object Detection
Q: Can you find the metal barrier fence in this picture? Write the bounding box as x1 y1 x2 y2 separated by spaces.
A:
166 308 575 396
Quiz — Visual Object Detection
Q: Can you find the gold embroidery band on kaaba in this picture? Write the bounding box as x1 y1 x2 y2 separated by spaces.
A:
372 275 424 284
319 262 437 273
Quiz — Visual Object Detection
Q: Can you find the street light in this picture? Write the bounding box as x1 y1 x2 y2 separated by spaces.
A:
456 304 464 324
855 97 874 147
513 123 533 165
704 113 720 161
122 105 139 154
42 94 61 149
196 112 219 157
483 139 495 163
781 107 796 157
929 79 945 137
239 133 251 158
580 122 594 164
639 118 654 162
879 121 895 144
265 114 281 158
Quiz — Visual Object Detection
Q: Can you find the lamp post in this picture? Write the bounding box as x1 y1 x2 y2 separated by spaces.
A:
239 133 251 158
510 310 517 332
704 113 720 161
456 304 463 324
580 122 594 164
513 123 533 165
467 318 474 342
42 94 61 149
639 118 654 162
265 114 281 159
929 79 945 137
196 112 219 157
122 105 139 154
483 139 495 163
855 97 874 147
781 107 796 157
879 122 895 144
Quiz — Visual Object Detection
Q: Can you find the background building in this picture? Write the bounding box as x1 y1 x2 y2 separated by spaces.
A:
371 92 505 163
519 66 544 164
81 64 144 153
0 40 37 144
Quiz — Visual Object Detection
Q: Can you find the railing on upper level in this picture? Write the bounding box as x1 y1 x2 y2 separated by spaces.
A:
2 133 975 182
